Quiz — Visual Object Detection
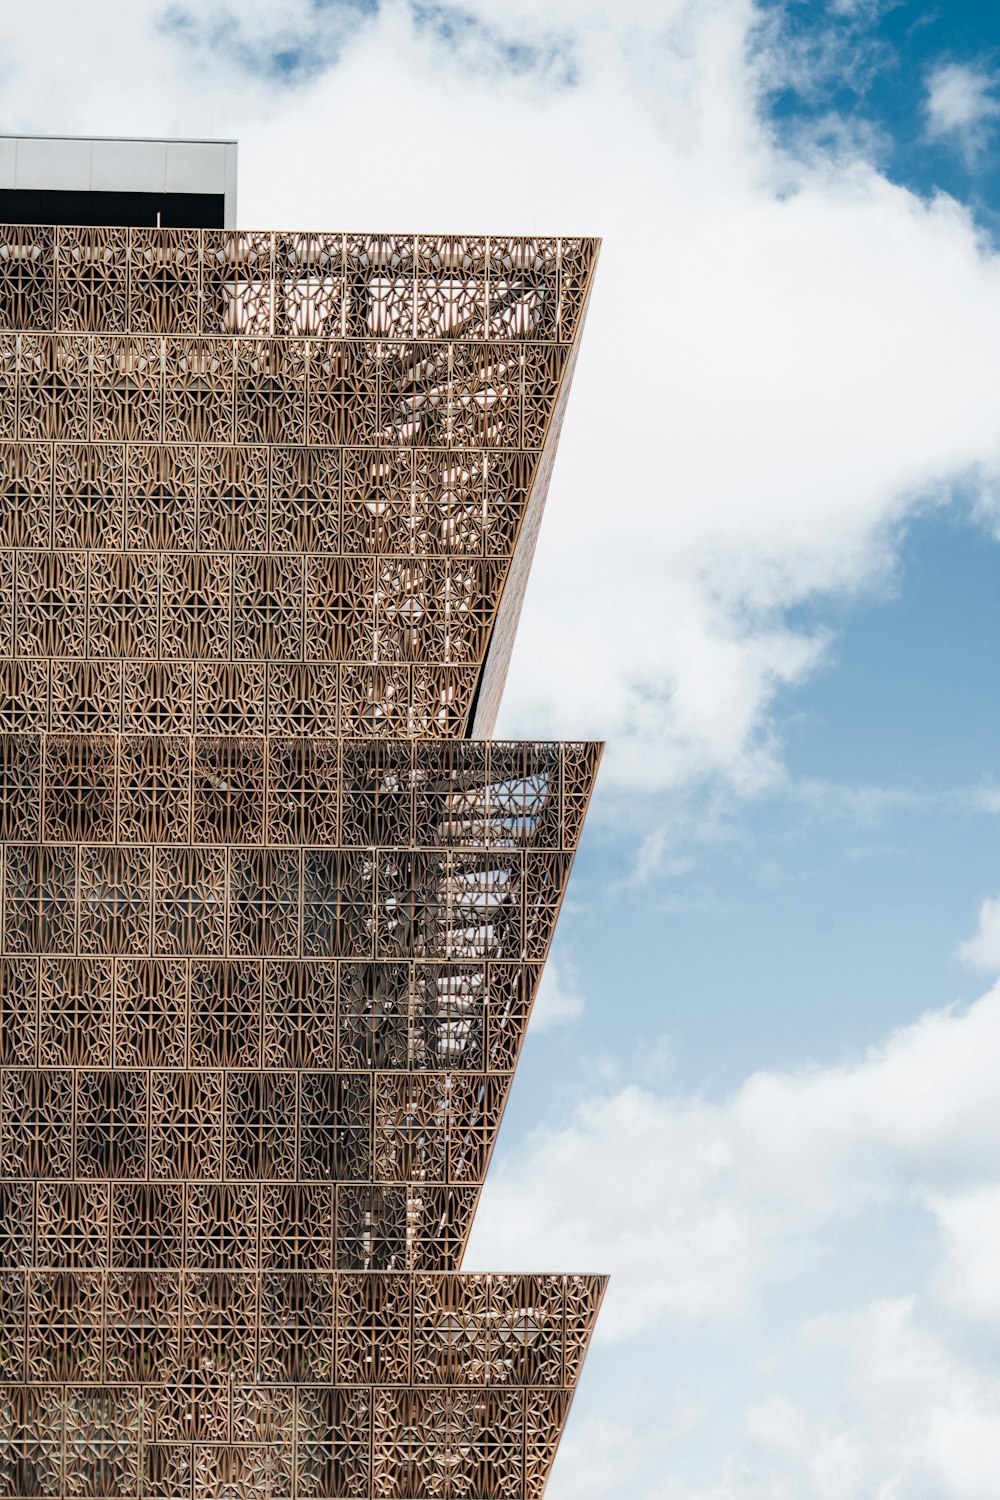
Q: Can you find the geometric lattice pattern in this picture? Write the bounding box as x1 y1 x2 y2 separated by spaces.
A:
0 229 598 738
0 736 599 1274
0 1272 604 1498
0 223 603 1498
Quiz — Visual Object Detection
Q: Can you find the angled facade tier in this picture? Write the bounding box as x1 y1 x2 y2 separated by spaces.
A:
0 1272 603 1498
0 217 603 1500
0 735 599 1274
0 228 597 738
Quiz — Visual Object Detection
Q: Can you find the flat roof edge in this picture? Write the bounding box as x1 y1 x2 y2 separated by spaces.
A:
0 134 238 144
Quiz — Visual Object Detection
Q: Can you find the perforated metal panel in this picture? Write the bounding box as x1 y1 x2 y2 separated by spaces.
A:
0 226 604 1499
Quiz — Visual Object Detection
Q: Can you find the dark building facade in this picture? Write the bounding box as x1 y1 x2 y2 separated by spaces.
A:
0 148 603 1499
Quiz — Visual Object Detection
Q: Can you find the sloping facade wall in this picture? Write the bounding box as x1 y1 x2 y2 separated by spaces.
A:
0 227 604 1499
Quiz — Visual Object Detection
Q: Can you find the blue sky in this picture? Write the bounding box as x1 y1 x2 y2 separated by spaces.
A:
8 0 1000 1494
765 0 1000 208
533 511 1000 1098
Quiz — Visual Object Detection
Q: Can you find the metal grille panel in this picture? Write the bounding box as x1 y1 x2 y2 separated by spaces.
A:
0 224 604 1499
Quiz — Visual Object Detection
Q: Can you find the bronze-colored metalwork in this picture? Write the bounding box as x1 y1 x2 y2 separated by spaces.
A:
0 226 604 1499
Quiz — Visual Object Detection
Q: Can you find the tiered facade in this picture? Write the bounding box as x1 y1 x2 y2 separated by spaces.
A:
0 227 603 1498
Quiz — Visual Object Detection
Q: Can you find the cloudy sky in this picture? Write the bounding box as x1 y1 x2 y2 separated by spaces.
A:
8 0 1000 1493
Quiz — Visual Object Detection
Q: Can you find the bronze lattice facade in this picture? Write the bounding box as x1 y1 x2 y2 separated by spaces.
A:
0 225 603 1499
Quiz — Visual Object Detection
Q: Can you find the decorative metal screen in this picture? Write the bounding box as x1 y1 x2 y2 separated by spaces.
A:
0 227 604 1499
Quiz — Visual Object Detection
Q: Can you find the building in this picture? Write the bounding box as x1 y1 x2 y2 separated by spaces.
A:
0 135 604 1499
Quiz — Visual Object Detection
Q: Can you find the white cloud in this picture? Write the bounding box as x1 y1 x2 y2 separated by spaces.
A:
553 1302 1000 1500
529 952 587 1031
466 984 1000 1496
469 983 1000 1335
928 1183 1000 1324
724 1301 1000 1500
948 781 1000 816
955 894 1000 970
926 62 1000 165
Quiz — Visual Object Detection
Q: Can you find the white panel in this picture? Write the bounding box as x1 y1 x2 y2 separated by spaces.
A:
165 141 227 196
15 137 92 191
91 139 166 193
0 138 15 189
224 142 239 228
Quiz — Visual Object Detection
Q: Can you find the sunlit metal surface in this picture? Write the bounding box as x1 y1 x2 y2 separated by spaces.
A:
0 225 604 1499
